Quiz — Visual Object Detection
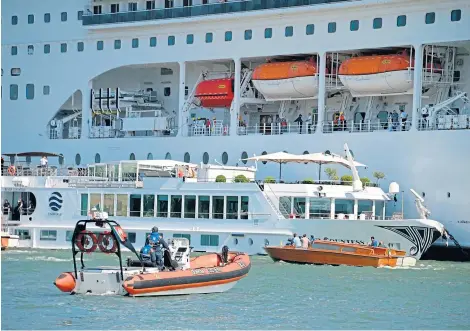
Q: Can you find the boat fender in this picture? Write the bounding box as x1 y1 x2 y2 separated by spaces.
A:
98 232 117 254
75 230 98 253
7 166 16 176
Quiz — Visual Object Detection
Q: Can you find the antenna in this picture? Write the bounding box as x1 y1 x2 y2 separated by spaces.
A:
410 188 430 219
410 188 424 202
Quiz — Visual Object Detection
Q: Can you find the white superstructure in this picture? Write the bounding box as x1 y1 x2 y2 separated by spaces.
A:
0 156 448 261
1 0 470 257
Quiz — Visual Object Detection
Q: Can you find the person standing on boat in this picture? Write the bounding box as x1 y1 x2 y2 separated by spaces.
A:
301 234 309 248
148 227 169 269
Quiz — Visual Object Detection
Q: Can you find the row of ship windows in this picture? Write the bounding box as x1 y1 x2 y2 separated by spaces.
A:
11 11 83 25
79 150 288 166
7 10 463 56
80 193 250 219
18 229 223 247
7 84 50 100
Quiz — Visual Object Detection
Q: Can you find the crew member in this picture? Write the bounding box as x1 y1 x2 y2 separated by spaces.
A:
148 227 169 269
139 245 157 267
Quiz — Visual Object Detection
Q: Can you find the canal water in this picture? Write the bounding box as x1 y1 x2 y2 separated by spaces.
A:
1 249 469 330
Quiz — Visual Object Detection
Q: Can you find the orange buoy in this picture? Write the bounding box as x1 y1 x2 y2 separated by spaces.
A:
54 272 76 292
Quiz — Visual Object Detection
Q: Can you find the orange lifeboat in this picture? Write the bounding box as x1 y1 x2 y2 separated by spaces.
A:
194 78 234 108
338 54 416 96
252 60 326 100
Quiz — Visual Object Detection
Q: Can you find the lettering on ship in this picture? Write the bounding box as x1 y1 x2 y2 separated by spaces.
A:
322 237 366 245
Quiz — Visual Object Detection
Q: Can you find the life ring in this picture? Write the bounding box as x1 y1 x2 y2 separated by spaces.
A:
7 166 16 176
98 232 117 254
75 230 98 253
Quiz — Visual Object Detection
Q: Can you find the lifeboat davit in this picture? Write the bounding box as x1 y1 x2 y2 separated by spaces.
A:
252 60 326 100
338 54 440 96
194 78 234 108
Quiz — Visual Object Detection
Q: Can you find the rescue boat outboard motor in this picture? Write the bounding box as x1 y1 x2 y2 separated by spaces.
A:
222 245 229 264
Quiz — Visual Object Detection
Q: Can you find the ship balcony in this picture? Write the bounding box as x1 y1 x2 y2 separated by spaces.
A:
82 0 353 27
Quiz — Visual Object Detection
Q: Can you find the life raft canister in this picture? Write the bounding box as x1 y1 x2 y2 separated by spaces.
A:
7 166 16 176
75 230 98 253
98 231 117 254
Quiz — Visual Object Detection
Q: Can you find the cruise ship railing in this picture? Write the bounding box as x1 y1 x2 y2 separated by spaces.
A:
417 116 470 131
238 122 315 135
322 120 411 133
83 0 354 25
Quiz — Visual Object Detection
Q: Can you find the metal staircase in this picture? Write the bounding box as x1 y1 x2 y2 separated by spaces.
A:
261 183 287 219
181 71 205 114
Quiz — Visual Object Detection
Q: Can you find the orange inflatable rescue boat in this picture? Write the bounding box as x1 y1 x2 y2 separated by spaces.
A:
54 217 251 296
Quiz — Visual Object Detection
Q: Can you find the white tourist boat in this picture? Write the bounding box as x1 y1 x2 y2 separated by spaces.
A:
1 0 469 259
0 145 451 265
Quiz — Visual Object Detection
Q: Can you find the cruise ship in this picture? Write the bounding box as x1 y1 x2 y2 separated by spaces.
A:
1 0 469 259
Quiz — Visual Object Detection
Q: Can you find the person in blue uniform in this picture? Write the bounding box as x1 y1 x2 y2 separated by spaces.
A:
148 227 169 269
139 245 157 267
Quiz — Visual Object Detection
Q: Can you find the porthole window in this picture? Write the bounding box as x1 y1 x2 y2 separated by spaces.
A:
203 152 209 164
132 38 139 48
451 9 461 22
425 12 435 24
205 32 213 43
95 153 101 163
44 44 50 54
397 15 407 27
328 22 336 33
164 87 171 96
264 28 272 39
248 238 253 246
186 34 194 44
168 35 175 46
12 16 18 25
165 152 172 160
75 153 81 166
44 13 51 23
261 151 267 164
149 37 157 47
77 42 84 52
350 20 359 31
241 151 248 164
11 46 17 56
422 192 425 198
233 238 238 245
97 41 104 51
129 153 135 160
306 24 314 35
373 17 382 29
222 152 228 165
43 85 50 95
11 68 21 76
26 84 35 100
114 40 121 49
244 29 252 40
225 31 232 42
184 152 190 163
447 192 451 198
10 84 18 100
59 155 64 165
147 153 153 160
28 14 34 24
285 26 293 37
61 12 68 22
61 43 67 53
28 45 34 55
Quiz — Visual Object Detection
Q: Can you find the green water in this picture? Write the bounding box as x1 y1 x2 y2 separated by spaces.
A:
1 249 469 330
